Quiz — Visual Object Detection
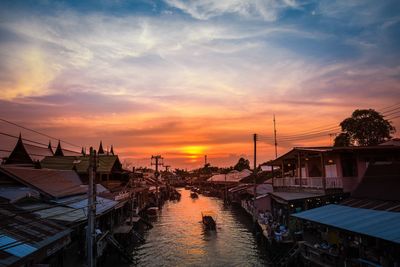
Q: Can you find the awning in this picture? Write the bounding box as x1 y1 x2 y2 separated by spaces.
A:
291 204 400 244
0 205 71 266
228 184 251 193
270 192 323 203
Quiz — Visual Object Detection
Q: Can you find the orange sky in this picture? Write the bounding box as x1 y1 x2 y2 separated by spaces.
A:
0 1 400 169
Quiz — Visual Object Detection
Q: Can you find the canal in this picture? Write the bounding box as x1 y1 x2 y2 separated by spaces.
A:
128 188 269 266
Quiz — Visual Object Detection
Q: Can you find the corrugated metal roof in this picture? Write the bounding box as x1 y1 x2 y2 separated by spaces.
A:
208 169 252 183
228 184 252 193
291 204 400 244
271 192 323 202
0 166 86 198
0 235 37 257
0 204 71 266
33 205 87 223
246 183 273 195
341 198 400 212
0 187 40 203
22 195 118 223
80 184 109 194
54 195 118 217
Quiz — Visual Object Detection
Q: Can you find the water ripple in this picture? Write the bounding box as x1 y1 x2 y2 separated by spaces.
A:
129 189 268 267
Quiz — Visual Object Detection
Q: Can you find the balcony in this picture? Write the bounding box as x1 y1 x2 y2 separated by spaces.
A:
273 177 343 189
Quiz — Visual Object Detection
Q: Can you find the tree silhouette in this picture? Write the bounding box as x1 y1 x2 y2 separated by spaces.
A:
234 157 250 171
335 109 395 146
333 132 351 147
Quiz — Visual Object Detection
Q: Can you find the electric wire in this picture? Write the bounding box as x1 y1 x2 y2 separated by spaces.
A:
0 117 81 148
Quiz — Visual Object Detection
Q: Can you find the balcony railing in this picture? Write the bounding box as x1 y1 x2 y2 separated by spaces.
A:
273 177 343 189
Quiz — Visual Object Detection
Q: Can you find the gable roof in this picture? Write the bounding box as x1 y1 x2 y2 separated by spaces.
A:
0 166 85 199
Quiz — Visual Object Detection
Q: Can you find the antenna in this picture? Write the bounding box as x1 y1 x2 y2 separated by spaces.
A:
273 114 278 159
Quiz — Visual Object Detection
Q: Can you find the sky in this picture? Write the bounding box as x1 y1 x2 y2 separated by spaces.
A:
0 0 399 169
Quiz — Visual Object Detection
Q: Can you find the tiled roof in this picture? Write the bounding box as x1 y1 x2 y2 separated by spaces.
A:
40 156 76 170
41 155 122 174
0 166 86 198
61 149 82 156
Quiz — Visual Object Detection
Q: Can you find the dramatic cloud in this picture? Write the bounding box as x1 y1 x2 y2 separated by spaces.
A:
164 0 299 21
0 0 399 168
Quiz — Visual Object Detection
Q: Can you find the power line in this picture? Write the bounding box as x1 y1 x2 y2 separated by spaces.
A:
387 115 400 120
379 102 400 112
0 131 82 155
0 117 81 148
258 103 399 144
381 106 400 114
0 131 49 147
383 110 400 118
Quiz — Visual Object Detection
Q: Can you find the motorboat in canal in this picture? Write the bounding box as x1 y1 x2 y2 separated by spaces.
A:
190 192 199 198
201 211 216 230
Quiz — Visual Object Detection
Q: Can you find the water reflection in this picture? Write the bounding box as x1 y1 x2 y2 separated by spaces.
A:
129 189 268 267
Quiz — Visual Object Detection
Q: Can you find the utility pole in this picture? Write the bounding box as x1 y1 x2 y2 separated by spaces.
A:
164 165 171 195
87 147 97 267
273 114 278 159
253 133 258 224
224 173 227 204
204 155 207 166
164 165 170 172
151 155 163 207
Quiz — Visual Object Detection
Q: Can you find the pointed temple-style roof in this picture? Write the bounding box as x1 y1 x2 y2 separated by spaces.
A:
98 141 105 154
5 134 54 165
53 140 81 157
48 141 54 154
110 145 114 155
54 140 64 156
5 134 32 165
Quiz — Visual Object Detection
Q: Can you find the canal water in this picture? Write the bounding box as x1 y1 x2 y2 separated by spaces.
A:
129 188 269 267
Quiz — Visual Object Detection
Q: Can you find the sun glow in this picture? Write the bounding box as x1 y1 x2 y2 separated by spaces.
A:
181 145 206 160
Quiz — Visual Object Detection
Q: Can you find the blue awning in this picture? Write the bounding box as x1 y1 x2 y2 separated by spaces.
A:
0 235 37 257
291 204 400 244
